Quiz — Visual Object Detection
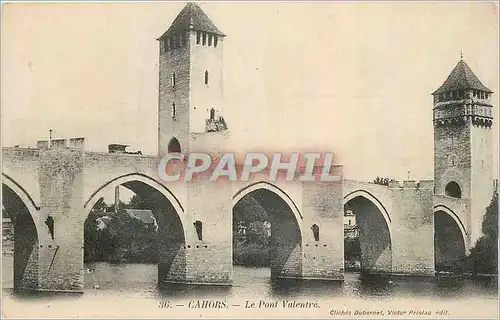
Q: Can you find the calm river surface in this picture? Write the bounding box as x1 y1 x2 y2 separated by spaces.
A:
2 258 499 318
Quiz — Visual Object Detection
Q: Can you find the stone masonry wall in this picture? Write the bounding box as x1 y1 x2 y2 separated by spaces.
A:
159 31 191 156
185 179 232 284
38 149 85 292
390 181 435 276
301 178 344 280
434 122 471 199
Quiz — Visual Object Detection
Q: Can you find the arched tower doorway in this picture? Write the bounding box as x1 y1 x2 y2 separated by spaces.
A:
167 137 181 154
445 181 462 198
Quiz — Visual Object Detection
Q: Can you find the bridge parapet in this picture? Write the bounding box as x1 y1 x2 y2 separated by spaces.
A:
388 180 434 189
2 147 41 160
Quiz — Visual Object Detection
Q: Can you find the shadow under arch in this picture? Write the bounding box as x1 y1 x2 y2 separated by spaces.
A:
84 173 188 285
2 174 41 233
232 181 303 279
2 177 40 290
434 207 467 273
343 190 392 275
233 181 303 223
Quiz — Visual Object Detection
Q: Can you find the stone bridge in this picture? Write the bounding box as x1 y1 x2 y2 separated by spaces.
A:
2 145 470 293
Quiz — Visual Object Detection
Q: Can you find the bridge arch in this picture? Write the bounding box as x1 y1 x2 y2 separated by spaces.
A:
433 205 467 241
233 181 303 223
434 206 467 272
2 173 41 234
85 173 186 230
232 181 303 279
343 189 392 274
84 173 188 284
2 174 40 290
344 189 392 226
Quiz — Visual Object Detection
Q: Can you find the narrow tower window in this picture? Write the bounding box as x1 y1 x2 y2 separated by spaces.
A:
171 102 176 119
171 72 176 87
205 70 209 85
210 108 215 121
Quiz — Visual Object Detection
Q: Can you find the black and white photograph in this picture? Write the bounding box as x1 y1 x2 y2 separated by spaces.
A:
1 1 498 318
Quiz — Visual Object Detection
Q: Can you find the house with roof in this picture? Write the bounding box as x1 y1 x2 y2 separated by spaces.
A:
125 209 158 232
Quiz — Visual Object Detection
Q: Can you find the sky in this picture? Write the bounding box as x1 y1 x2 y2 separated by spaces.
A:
1 1 499 182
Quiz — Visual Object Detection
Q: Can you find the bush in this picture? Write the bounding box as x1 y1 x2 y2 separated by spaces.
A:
466 192 498 275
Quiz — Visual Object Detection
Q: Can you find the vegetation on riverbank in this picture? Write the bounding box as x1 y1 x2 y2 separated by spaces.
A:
465 192 498 275
84 198 158 263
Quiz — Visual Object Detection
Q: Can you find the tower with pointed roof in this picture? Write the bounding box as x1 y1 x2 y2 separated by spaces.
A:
158 3 228 156
432 58 494 247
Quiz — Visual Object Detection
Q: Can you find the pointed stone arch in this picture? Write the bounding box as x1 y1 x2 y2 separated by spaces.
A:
2 173 41 239
232 181 303 279
343 189 392 274
84 173 188 284
2 173 41 290
344 189 392 227
434 205 467 272
233 181 303 229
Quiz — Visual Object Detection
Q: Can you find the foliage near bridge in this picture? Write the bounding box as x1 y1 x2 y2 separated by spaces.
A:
84 197 158 264
466 192 498 275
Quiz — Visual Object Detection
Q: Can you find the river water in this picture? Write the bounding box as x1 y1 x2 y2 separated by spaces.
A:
2 258 499 318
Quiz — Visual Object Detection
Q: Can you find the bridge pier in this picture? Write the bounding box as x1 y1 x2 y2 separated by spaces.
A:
36 149 85 292
300 181 344 281
180 180 233 285
389 184 435 276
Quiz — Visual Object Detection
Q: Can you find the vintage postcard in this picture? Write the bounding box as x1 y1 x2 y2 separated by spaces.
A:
1 1 499 319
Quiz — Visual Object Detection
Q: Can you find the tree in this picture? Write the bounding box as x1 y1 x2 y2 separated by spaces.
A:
127 194 149 210
466 192 498 274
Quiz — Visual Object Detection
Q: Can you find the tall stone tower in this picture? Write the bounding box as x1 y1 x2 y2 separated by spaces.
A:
157 3 228 157
432 58 494 247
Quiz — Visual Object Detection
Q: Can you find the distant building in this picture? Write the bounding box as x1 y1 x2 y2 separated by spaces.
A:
234 221 271 241
344 210 356 227
96 216 112 231
344 210 359 239
125 209 158 232
249 221 271 238
2 209 14 240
